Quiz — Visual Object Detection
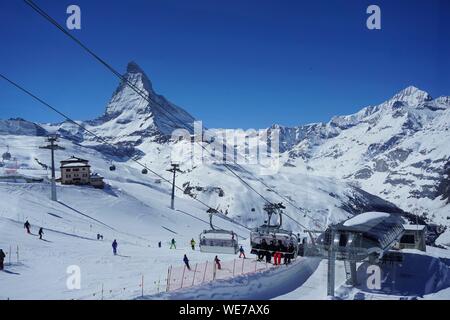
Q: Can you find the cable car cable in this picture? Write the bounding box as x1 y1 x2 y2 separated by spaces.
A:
22 0 319 231
0 72 252 232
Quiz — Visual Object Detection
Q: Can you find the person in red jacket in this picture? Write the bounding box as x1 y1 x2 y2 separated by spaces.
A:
273 240 285 266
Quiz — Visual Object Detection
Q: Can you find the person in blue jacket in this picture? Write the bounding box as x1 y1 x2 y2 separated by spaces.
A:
239 246 246 259
183 254 191 270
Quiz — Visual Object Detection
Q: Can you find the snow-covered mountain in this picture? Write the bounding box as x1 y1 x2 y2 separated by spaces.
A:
2 62 449 230
0 118 47 136
43 62 195 149
273 86 450 226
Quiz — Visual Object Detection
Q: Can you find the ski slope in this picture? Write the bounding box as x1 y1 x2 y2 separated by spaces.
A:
0 179 249 300
1 133 449 300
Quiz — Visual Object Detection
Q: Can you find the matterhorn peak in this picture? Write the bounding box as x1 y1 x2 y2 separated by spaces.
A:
390 86 432 105
126 61 145 74
123 61 154 93
98 62 195 138
104 62 154 117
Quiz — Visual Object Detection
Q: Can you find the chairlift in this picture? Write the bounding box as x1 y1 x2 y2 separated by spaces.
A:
250 202 300 259
199 208 239 254
2 145 11 161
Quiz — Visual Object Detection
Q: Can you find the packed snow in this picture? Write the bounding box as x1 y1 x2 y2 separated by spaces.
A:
343 212 390 227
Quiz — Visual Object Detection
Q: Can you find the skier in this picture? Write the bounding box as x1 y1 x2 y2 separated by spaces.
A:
158 241 162 248
265 250 272 264
239 246 246 259
273 240 285 266
112 239 118 255
266 240 276 264
170 238 176 249
24 220 31 234
183 254 191 270
190 238 196 250
0 249 5 271
285 242 295 265
38 227 44 240
214 255 221 270
258 239 268 261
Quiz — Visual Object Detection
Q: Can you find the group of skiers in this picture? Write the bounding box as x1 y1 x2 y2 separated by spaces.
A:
255 239 295 265
5 224 291 277
0 221 45 272
23 220 45 240
183 254 222 271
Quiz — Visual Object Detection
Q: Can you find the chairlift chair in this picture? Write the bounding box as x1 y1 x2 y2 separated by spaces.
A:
2 145 11 161
250 203 300 259
199 209 239 254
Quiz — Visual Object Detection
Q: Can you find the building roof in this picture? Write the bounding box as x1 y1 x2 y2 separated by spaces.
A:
61 162 90 168
343 212 391 227
90 173 104 180
403 224 426 231
334 212 404 248
60 156 90 168
61 156 89 164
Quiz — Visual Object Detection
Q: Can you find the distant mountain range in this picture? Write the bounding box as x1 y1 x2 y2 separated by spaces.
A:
1 61 449 229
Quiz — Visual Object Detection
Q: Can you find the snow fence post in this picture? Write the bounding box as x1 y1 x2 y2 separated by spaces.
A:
8 245 11 265
157 276 161 293
101 284 104 300
16 245 19 263
202 261 208 284
232 259 236 276
192 263 198 286
141 275 144 298
180 265 186 288
166 265 172 292
241 256 245 274
213 260 217 280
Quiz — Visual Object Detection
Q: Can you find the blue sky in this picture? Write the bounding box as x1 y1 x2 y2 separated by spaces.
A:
0 0 449 129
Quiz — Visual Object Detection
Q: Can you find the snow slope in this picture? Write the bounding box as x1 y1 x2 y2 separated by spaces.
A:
0 134 404 300
0 171 249 300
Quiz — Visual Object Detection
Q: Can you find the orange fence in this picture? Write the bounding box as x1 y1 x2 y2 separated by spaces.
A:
166 258 269 292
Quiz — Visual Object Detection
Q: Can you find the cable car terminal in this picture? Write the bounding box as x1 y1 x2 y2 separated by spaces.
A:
199 202 428 297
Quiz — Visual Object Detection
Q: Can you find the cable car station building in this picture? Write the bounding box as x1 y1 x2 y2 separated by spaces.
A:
302 211 427 297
